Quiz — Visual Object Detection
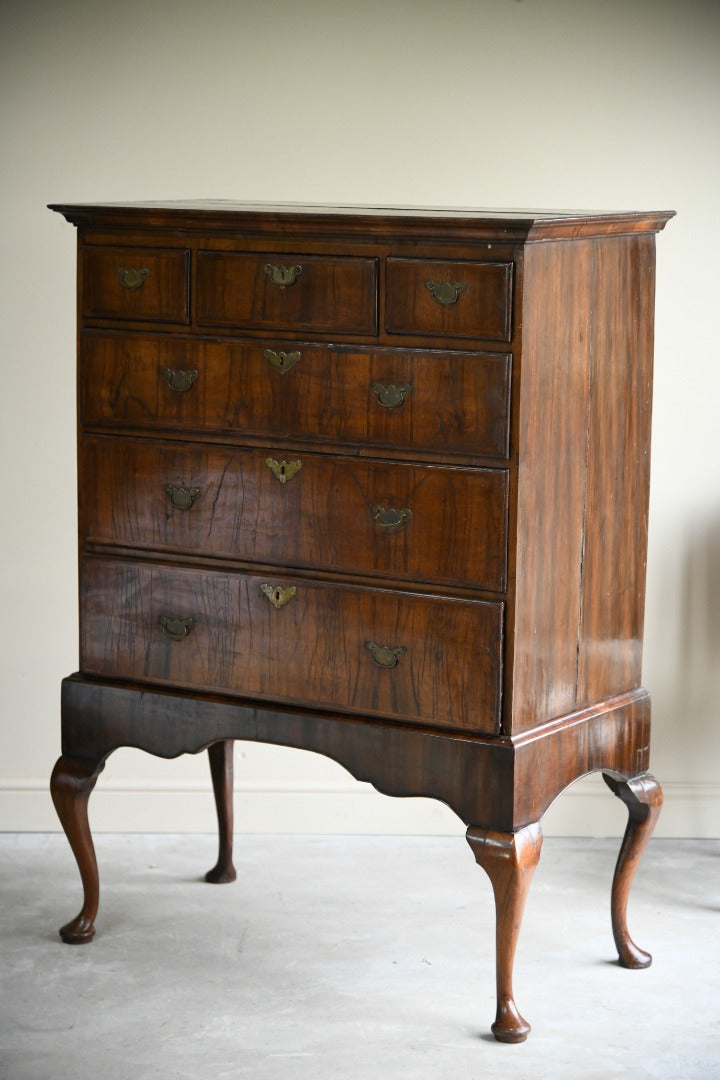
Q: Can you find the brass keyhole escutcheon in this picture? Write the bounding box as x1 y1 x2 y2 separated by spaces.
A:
265 458 302 484
371 505 412 532
165 484 200 510
365 641 406 669
159 616 195 640
371 382 412 409
163 368 198 392
264 264 302 288
260 583 297 610
264 348 302 374
425 279 467 305
117 266 150 290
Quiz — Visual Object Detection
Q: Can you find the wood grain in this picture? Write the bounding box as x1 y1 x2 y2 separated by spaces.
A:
196 251 377 334
576 235 656 704
385 258 512 341
205 740 237 884
467 823 543 1042
82 246 189 323
50 201 675 244
49 201 672 1040
79 557 504 734
508 239 592 731
59 677 652 832
49 755 107 943
81 434 508 590
79 332 512 460
603 771 663 967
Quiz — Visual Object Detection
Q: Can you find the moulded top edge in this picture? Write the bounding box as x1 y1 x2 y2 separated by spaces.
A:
47 201 675 241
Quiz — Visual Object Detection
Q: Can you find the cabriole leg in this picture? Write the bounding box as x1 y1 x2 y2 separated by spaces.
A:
466 822 543 1043
603 772 663 968
50 754 106 944
205 739 237 884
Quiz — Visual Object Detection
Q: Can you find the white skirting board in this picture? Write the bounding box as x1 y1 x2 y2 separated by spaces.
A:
0 776 718 837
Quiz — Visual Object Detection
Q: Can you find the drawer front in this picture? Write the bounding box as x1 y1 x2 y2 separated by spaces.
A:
196 251 377 334
80 558 503 734
80 333 511 459
82 247 189 323
385 258 512 342
82 436 508 590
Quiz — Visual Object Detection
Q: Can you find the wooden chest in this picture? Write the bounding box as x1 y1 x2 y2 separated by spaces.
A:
49 201 672 1042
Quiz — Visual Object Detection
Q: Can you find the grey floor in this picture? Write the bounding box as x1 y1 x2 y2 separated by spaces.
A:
1 835 718 1080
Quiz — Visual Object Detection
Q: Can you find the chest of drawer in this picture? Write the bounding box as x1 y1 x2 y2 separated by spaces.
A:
195 251 377 334
80 333 511 459
385 258 513 342
50 202 673 1042
82 246 190 323
82 435 508 591
80 557 503 734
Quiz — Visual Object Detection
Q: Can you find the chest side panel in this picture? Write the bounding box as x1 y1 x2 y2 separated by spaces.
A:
509 239 593 731
509 233 658 733
575 234 656 704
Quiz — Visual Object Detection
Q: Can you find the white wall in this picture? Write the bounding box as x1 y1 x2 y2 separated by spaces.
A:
1 0 718 837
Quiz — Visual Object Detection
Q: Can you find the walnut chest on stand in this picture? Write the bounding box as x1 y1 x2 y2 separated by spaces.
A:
48 201 673 1042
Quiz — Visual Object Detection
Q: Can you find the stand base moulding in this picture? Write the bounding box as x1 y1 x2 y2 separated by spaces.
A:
48 200 673 1043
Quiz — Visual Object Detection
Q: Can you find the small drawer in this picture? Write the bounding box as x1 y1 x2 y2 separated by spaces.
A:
385 258 513 342
80 333 512 459
82 435 509 591
80 557 503 734
196 251 377 334
82 246 189 323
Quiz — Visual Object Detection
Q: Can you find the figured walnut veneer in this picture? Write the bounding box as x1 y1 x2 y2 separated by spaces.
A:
48 201 673 1042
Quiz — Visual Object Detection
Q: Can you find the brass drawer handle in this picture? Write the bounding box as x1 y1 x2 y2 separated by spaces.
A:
117 266 150 290
371 505 412 532
365 641 406 669
425 279 466 305
260 583 297 609
159 616 195 640
265 458 302 484
264 348 302 375
264 264 302 288
163 368 198 392
165 484 200 510
371 382 411 409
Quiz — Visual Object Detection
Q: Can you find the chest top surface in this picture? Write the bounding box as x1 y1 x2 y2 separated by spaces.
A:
49 200 674 240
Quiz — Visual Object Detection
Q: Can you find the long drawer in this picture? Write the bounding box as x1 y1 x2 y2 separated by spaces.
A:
80 332 511 459
82 435 508 591
80 558 503 734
